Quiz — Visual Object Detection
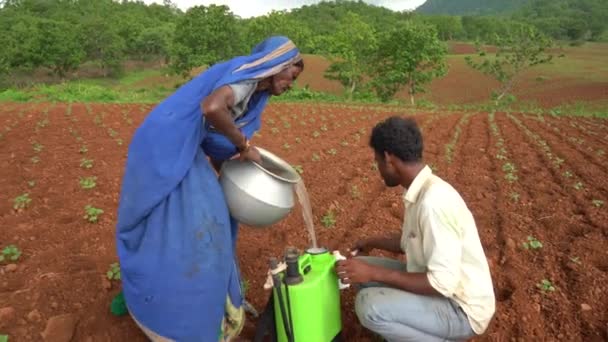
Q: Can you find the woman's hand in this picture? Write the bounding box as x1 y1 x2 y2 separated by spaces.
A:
238 145 262 163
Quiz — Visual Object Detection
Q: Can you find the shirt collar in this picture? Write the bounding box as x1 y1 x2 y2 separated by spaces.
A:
403 165 433 204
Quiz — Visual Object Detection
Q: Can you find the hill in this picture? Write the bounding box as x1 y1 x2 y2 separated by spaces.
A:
416 0 531 15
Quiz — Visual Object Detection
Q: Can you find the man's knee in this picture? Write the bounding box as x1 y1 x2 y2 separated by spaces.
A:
355 288 385 330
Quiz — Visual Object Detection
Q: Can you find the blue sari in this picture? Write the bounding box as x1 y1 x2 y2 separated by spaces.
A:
116 36 301 341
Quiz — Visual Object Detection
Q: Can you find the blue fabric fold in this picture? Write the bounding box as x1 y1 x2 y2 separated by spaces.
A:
115 36 300 341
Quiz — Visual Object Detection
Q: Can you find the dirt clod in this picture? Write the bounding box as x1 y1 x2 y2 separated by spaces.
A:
27 309 42 322
41 314 78 342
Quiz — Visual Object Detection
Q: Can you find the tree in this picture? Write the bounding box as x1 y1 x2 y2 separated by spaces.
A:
81 18 126 77
170 5 242 77
465 24 553 105
243 10 313 54
419 15 465 41
324 12 377 99
38 18 85 78
134 24 175 63
371 21 447 105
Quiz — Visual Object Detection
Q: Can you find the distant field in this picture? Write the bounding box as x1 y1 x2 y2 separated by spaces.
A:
298 42 608 108
1 42 606 110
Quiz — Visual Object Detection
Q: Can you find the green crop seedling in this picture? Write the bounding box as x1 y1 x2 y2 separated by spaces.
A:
84 205 104 223
522 236 543 250
80 158 93 169
321 210 336 228
106 262 120 280
537 279 556 293
79 176 97 189
1 245 22 262
292 165 304 175
107 263 121 281
13 193 31 210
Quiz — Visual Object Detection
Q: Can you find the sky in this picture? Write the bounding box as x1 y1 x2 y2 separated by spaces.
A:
143 0 427 18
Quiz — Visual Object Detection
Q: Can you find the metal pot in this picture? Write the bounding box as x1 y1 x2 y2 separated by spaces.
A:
219 147 301 227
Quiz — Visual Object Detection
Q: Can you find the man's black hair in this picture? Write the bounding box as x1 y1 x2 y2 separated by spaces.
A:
369 116 423 162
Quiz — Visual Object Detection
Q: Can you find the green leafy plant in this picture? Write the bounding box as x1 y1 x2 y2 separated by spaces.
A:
295 137 302 144
569 256 581 265
107 263 121 281
340 140 349 147
27 180 36 188
371 162 378 171
371 20 447 104
320 125 328 132
80 158 93 169
537 279 556 293
79 176 97 189
592 199 604 207
108 128 118 138
292 165 304 175
31 156 40 164
502 162 516 173
504 173 518 183
510 192 520 203
465 24 553 105
327 148 337 156
351 185 361 199
1 245 22 262
522 236 543 250
573 182 584 191
563 171 573 178
312 131 320 138
79 145 88 154
311 153 321 162
32 142 43 153
13 193 31 210
84 205 104 223
321 210 336 228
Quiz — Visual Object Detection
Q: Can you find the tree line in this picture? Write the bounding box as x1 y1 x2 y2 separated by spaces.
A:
0 0 601 102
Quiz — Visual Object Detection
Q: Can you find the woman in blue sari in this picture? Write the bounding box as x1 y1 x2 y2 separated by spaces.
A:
115 36 304 341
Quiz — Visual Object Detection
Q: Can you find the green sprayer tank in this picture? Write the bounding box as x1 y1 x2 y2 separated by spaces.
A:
271 246 342 342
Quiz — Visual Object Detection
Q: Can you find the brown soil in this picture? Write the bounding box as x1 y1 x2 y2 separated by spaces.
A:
1 103 607 341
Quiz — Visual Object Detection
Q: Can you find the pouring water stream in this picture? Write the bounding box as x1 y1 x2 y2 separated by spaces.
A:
294 179 318 249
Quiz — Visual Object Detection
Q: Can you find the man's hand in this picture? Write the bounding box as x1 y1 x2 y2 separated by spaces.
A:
349 239 373 256
350 233 403 255
335 259 376 284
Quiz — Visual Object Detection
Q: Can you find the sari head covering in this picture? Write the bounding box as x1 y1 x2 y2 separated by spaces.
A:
116 36 301 340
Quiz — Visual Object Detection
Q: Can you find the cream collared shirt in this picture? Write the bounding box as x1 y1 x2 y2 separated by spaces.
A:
401 166 496 334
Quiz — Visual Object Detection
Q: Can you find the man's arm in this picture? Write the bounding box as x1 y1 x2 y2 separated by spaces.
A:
358 232 403 254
